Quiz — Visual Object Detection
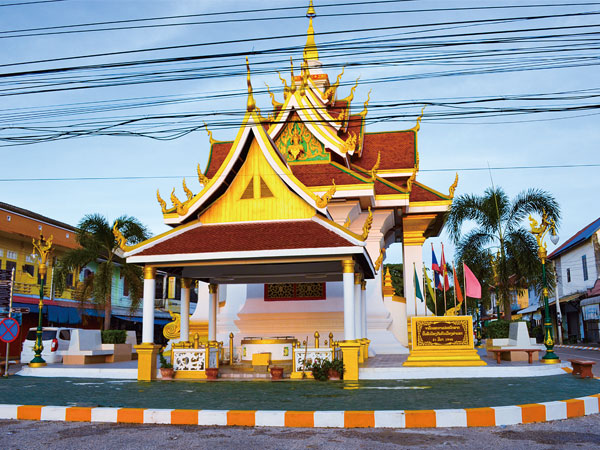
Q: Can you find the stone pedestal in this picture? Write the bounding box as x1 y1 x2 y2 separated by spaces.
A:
339 340 361 380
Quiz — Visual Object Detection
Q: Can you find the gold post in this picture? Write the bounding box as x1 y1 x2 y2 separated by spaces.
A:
314 331 320 348
229 332 234 365
329 332 334 348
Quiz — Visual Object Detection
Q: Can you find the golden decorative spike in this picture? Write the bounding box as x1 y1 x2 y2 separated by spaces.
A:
337 107 349 125
374 247 386 271
299 61 309 96
341 77 360 104
412 106 426 132
414 147 420 172
370 151 381 181
32 231 53 278
361 206 373 240
343 213 351 228
359 89 372 119
315 179 336 208
203 122 217 145
112 223 130 251
290 57 296 93
406 170 417 192
170 188 181 209
170 188 189 215
197 163 209 186
182 178 193 201
448 172 459 198
245 56 256 112
342 131 357 153
264 83 283 109
156 189 167 213
277 72 291 100
323 66 345 101
307 0 316 17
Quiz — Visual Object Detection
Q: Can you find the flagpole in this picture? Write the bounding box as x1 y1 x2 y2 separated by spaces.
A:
413 262 418 317
423 264 427 316
463 262 467 316
434 273 438 316
452 262 458 312
442 277 447 315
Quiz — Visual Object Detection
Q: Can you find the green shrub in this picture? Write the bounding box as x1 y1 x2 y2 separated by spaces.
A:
159 352 172 369
101 329 127 344
483 319 525 339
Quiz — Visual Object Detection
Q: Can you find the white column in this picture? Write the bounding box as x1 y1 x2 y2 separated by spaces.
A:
180 278 191 342
354 273 362 339
342 260 355 341
403 243 425 317
361 280 367 338
142 266 156 344
208 283 218 341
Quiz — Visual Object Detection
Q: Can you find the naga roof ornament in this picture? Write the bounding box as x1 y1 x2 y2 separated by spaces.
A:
361 206 373 240
156 189 167 213
182 178 193 201
197 163 209 186
448 173 459 198
112 223 131 252
323 66 344 101
374 247 386 272
359 89 372 119
412 106 426 132
315 179 336 208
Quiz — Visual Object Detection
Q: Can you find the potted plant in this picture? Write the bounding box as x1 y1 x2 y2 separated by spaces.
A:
159 352 174 380
328 358 344 380
270 366 284 380
309 357 331 381
205 366 219 380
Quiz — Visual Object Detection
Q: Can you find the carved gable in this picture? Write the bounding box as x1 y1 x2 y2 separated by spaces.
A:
274 114 330 163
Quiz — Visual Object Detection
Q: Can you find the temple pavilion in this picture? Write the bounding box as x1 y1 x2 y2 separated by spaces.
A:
119 2 457 380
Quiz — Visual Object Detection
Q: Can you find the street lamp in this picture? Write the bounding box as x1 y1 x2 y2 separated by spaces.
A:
29 231 53 368
529 210 560 364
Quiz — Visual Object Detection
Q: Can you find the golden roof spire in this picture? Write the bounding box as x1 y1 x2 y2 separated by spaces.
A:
304 1 319 61
246 56 255 112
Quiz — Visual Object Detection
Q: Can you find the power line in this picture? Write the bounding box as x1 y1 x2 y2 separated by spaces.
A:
0 0 64 7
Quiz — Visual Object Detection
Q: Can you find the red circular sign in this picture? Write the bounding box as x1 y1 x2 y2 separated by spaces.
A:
0 317 20 343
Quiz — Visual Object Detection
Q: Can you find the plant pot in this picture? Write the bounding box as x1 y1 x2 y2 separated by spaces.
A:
160 367 174 380
270 366 284 380
205 367 219 380
328 369 341 380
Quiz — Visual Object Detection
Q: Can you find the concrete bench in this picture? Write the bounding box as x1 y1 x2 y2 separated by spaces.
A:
569 359 596 379
488 348 538 364
62 329 113 365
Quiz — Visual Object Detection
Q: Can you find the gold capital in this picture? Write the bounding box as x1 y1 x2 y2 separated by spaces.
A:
182 278 193 289
361 280 367 290
208 283 218 294
143 266 156 280
342 259 355 273
354 272 362 285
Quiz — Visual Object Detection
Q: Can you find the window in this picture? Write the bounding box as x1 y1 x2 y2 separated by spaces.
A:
5 261 16 272
123 278 129 297
25 254 35 263
567 268 571 283
66 273 74 288
582 255 589 281
23 264 35 277
58 330 71 341
7 251 17 260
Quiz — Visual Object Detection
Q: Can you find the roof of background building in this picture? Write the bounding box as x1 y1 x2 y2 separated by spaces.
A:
0 201 76 231
548 217 600 259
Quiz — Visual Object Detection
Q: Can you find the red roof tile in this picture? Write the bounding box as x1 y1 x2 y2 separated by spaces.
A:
355 131 415 170
410 182 449 202
205 142 233 178
137 220 355 256
291 163 370 187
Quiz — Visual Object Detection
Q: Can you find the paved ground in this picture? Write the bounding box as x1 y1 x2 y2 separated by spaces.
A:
1 414 599 449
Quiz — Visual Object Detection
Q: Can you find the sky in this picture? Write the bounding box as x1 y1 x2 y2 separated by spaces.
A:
1 0 599 266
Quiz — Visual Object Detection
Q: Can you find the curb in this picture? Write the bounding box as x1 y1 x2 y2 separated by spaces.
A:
1 394 599 428
556 345 600 352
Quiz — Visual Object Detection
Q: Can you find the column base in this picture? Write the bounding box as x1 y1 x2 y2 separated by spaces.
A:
135 343 161 381
338 340 361 381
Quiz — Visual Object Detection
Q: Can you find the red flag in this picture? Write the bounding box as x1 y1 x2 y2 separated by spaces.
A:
464 263 482 299
453 263 463 302
441 244 450 291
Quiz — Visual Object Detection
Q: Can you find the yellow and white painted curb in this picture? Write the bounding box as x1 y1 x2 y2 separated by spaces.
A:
1 394 599 428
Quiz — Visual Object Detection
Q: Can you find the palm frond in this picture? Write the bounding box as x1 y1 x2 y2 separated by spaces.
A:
506 188 561 233
114 215 150 245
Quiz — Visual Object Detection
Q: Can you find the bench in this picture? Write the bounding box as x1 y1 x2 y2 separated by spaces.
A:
62 329 113 365
488 348 538 364
569 359 596 379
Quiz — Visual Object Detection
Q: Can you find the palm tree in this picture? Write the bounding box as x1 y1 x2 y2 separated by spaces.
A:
445 187 560 320
54 214 150 330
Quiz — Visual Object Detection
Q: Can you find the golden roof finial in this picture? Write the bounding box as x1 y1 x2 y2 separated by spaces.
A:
197 163 209 186
112 222 130 251
370 151 380 181
265 83 283 109
375 247 386 272
412 106 426 132
449 173 459 198
361 206 373 240
315 179 336 208
406 170 417 192
156 189 167 213
300 61 309 96
203 122 217 145
277 72 291 100
246 56 255 112
341 77 360 104
182 178 193 201
359 89 372 119
304 1 319 61
343 213 351 228
290 57 296 93
323 66 344 101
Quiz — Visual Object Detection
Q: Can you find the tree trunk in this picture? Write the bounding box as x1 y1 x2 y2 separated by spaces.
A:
104 293 112 330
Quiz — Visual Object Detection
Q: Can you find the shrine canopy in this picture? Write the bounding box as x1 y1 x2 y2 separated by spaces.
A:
124 68 376 282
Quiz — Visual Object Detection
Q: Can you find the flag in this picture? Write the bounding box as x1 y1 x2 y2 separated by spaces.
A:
441 244 450 292
464 263 482 298
431 243 441 274
423 267 436 302
452 263 463 302
414 264 423 302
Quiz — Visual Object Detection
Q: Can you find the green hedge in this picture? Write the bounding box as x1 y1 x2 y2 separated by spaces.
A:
101 330 127 344
483 320 526 339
